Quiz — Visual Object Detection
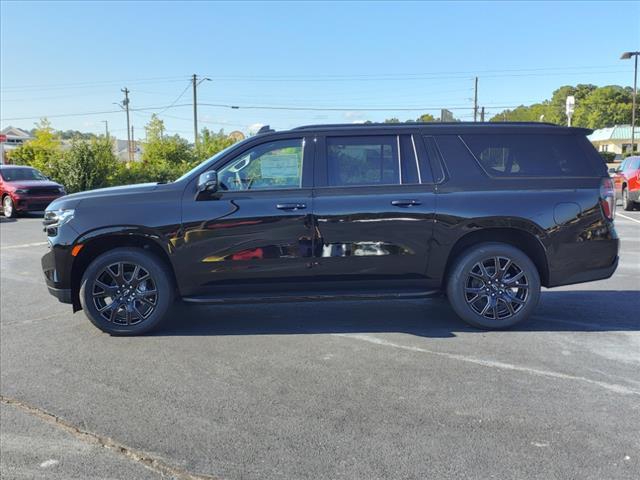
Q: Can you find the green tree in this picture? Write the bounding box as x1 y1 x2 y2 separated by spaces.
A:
572 86 633 129
141 115 195 172
196 127 236 161
8 118 63 177
417 113 436 122
489 84 634 129
57 137 117 193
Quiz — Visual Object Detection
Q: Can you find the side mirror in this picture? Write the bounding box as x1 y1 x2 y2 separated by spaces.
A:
197 170 218 197
608 167 617 174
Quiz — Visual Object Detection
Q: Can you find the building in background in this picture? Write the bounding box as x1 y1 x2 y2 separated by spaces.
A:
112 138 142 162
0 126 34 164
588 125 640 158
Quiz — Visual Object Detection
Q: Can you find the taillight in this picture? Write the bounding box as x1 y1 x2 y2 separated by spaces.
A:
600 177 615 220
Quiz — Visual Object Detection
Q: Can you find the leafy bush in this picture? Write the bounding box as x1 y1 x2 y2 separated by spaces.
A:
8 116 240 193
599 152 616 163
57 137 117 193
111 158 194 186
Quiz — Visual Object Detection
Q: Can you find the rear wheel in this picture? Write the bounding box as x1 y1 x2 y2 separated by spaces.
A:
79 248 174 335
622 187 635 211
446 242 541 329
3 195 15 218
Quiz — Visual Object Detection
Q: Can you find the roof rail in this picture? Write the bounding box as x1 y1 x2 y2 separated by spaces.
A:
257 125 275 135
291 121 563 130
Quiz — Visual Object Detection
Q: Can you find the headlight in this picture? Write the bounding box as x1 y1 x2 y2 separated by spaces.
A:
58 187 66 194
14 189 28 194
43 208 75 228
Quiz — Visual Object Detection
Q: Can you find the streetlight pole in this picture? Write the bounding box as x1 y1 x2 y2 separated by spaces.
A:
621 51 639 154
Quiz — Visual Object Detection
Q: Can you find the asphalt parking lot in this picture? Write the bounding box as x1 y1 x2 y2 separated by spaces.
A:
1 210 639 480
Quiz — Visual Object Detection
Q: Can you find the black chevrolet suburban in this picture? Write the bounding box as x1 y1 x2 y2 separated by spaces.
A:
42 123 619 335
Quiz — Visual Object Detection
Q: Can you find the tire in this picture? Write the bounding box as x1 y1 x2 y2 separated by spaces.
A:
622 187 634 211
3 195 15 218
446 242 541 329
79 248 174 335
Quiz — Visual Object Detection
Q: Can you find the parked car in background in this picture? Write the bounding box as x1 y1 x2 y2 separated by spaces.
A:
0 165 65 218
609 156 640 211
41 122 618 335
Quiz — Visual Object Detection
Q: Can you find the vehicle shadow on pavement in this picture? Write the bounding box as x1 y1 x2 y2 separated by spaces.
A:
0 212 42 223
153 290 639 338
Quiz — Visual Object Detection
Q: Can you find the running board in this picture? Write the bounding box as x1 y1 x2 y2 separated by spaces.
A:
182 289 441 305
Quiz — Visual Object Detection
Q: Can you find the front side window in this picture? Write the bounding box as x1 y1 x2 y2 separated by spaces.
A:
327 136 399 186
217 138 304 191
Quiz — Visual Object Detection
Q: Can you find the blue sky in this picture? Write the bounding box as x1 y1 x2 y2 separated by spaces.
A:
1 0 638 140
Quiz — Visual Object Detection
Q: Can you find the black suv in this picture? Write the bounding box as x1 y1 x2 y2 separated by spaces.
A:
42 123 619 335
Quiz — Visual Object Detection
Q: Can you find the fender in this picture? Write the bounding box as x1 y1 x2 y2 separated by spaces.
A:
427 215 550 286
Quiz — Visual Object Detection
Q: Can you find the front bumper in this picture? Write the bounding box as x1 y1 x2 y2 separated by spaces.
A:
13 195 62 212
41 224 78 305
628 188 640 203
47 286 72 304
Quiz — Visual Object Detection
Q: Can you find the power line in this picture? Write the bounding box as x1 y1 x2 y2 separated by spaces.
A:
1 66 627 92
1 98 633 122
0 77 190 92
154 81 192 116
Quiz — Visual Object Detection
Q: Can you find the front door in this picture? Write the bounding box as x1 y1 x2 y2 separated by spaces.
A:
177 136 315 297
312 132 438 290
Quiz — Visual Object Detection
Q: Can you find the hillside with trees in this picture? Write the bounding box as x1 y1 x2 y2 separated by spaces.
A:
490 84 635 129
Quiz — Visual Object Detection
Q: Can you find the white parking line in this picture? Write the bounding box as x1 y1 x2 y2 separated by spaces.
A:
0 242 48 250
616 213 640 225
334 333 640 396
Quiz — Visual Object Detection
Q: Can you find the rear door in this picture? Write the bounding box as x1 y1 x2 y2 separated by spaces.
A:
311 130 438 290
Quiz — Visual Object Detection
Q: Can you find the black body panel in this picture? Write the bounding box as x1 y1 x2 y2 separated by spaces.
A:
41 122 619 308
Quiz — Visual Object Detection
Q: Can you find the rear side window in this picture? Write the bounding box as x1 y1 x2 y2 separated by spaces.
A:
462 134 601 177
326 136 399 186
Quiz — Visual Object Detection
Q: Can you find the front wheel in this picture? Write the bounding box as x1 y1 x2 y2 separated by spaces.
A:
79 248 174 335
446 242 541 329
3 195 15 218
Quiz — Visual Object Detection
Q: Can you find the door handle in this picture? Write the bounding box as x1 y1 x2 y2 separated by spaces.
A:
391 199 421 207
276 203 307 211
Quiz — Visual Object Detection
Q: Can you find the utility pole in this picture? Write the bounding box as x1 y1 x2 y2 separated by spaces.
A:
131 125 135 161
621 51 639 153
102 120 109 139
473 77 478 122
192 74 198 145
121 88 132 162
633 54 638 153
191 74 211 146
480 107 485 122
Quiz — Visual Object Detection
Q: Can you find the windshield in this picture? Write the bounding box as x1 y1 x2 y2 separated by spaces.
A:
0 167 48 181
174 142 243 183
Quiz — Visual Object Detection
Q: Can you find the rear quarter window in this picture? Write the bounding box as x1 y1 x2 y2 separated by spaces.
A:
461 133 603 178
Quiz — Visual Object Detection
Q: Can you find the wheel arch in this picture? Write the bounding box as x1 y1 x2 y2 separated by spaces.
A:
69 229 179 311
442 227 550 289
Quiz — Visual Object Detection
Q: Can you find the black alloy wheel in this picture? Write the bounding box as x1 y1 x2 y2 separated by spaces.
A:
80 248 174 335
447 242 541 329
464 256 529 320
92 262 158 325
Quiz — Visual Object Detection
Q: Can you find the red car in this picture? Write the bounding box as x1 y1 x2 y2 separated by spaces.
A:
610 156 640 211
0 165 65 218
